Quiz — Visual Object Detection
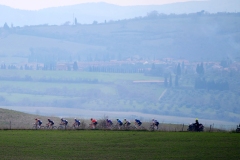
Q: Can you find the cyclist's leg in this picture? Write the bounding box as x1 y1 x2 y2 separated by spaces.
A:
118 124 121 129
95 122 97 129
134 122 138 129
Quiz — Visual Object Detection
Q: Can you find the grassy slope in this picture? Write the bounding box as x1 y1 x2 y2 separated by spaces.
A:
0 108 69 129
0 34 105 56
0 130 239 160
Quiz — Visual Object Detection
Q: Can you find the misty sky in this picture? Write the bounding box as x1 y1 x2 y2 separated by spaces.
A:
0 0 201 10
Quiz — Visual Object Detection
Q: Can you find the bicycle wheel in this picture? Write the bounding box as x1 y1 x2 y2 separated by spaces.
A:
32 125 37 130
139 126 146 130
51 126 57 129
112 124 119 130
149 126 154 131
58 125 64 130
73 125 80 130
128 125 135 130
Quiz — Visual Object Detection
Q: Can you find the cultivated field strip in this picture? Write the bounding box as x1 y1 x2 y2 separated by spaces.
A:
0 130 239 160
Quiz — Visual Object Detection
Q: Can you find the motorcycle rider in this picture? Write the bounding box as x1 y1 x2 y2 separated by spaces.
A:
195 118 200 131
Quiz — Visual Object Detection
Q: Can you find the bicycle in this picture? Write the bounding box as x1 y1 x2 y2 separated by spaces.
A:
121 123 134 130
112 123 123 130
32 123 44 130
58 124 69 130
45 124 57 129
88 123 98 130
72 123 81 129
149 124 159 131
104 123 114 130
134 124 146 130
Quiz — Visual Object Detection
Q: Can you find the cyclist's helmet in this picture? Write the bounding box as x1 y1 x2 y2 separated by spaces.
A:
116 118 119 120
74 118 76 120
48 118 50 120
35 118 37 120
124 118 126 120
90 118 93 120
61 118 63 120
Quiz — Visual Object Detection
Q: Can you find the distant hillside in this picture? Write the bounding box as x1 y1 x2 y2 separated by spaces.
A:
0 0 239 26
0 12 239 62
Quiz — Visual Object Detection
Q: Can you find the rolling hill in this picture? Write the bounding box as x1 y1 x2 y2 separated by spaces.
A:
1 12 239 62
0 0 240 26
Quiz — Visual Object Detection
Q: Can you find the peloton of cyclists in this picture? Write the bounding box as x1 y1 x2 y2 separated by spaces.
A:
60 118 68 126
34 118 42 128
152 119 159 130
134 119 142 129
90 118 98 129
31 117 163 131
73 118 81 128
47 118 54 128
116 118 123 129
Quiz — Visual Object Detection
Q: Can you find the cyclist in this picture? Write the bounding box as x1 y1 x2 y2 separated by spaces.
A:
60 118 68 126
123 118 131 128
106 119 113 128
116 118 123 129
134 119 142 129
47 118 54 128
34 118 42 128
73 118 81 128
90 118 98 129
152 119 159 130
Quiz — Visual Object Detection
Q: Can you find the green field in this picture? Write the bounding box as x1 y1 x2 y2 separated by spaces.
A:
0 70 165 113
0 130 239 159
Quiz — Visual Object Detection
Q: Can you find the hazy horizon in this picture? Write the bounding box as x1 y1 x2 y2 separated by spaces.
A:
0 0 204 10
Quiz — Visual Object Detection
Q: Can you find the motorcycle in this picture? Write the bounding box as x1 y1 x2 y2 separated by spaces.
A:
236 125 240 133
187 123 204 132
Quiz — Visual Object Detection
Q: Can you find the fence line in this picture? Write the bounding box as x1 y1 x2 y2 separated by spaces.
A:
0 120 238 132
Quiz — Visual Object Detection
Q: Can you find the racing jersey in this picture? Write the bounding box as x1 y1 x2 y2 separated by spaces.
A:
38 119 42 125
48 119 54 124
61 119 68 124
135 119 141 123
75 119 80 123
123 119 130 125
117 119 122 124
91 119 97 123
107 119 113 124
152 120 158 124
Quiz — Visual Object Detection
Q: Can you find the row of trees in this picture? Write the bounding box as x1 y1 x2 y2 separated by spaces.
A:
194 78 229 91
196 63 204 75
164 75 179 87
